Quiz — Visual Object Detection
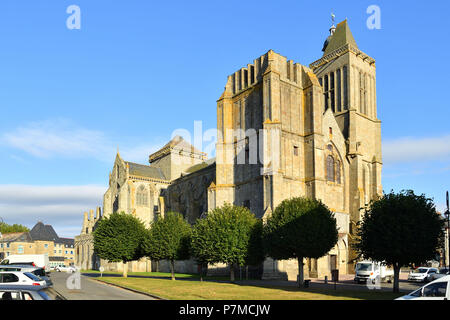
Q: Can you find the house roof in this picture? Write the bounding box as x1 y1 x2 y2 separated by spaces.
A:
29 222 59 242
0 232 32 243
55 237 74 247
125 161 167 180
323 20 358 56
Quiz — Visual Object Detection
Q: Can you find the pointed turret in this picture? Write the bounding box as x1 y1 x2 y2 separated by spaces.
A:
322 19 358 56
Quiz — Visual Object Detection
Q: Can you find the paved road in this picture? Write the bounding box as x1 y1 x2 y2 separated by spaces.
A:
50 271 155 300
237 272 423 293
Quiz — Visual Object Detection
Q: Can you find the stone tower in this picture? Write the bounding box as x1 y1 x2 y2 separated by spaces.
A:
309 19 383 263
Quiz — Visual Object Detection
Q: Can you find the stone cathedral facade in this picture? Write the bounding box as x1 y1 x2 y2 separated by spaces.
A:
75 20 382 280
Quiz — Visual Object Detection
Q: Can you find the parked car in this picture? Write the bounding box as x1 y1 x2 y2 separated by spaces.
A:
396 275 450 300
407 267 438 283
0 285 65 300
55 265 76 273
0 265 52 287
0 254 50 273
429 268 450 282
0 271 46 287
354 260 394 284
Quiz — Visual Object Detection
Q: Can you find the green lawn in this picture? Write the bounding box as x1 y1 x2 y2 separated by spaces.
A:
95 276 403 300
81 269 229 281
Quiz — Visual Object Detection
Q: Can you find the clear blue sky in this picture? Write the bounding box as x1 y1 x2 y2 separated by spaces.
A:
0 0 449 237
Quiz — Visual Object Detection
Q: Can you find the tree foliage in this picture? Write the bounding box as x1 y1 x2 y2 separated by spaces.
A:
263 197 338 286
0 222 30 234
142 212 191 280
355 190 444 292
190 204 264 281
93 212 147 277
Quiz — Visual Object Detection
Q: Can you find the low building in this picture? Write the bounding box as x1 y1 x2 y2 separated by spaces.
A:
0 222 74 266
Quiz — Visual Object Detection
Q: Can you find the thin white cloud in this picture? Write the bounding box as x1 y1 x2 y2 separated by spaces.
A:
0 185 106 238
383 134 450 164
1 119 165 164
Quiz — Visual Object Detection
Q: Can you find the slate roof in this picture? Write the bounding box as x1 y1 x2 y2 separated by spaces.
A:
29 222 60 242
0 232 32 243
323 20 358 56
184 157 216 174
55 237 74 247
125 161 167 180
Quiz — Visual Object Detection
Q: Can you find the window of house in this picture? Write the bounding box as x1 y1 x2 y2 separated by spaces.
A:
293 146 298 156
6 243 10 248
18 246 24 254
326 156 335 182
44 244 48 249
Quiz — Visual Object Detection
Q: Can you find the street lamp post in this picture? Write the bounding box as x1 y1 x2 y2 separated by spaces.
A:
445 192 450 270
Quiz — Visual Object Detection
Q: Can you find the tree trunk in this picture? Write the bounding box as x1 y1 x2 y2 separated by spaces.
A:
170 260 175 280
393 263 400 293
156 260 159 273
200 264 203 282
298 257 304 288
123 261 128 278
230 264 235 282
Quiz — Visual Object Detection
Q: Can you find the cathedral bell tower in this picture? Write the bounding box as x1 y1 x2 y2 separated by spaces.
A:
309 18 383 259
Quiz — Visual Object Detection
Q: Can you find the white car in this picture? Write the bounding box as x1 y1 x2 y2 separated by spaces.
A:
0 271 46 287
396 275 450 300
407 267 438 283
55 266 76 273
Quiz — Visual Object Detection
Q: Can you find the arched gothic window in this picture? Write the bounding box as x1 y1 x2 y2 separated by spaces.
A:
326 156 335 182
136 185 148 206
336 160 341 184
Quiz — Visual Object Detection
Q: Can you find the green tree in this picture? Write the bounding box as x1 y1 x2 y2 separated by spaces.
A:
93 212 147 278
142 212 191 280
355 190 444 293
263 197 338 287
190 204 264 282
0 222 30 233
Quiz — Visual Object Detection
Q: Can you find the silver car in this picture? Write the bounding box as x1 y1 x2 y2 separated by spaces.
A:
0 265 53 287
0 285 65 300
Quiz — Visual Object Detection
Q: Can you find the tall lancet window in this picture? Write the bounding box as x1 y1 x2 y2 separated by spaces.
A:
343 66 348 110
360 72 367 114
336 69 342 112
330 72 335 112
336 160 341 184
324 74 329 111
326 155 335 182
136 185 148 206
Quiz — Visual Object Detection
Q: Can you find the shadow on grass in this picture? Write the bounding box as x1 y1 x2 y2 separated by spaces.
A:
83 270 405 300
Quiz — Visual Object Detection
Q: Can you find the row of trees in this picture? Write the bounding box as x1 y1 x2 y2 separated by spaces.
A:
93 190 445 293
93 198 338 286
0 222 29 233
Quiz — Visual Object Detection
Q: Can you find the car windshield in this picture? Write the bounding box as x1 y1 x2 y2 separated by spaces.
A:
356 263 372 271
32 269 45 277
414 268 428 273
